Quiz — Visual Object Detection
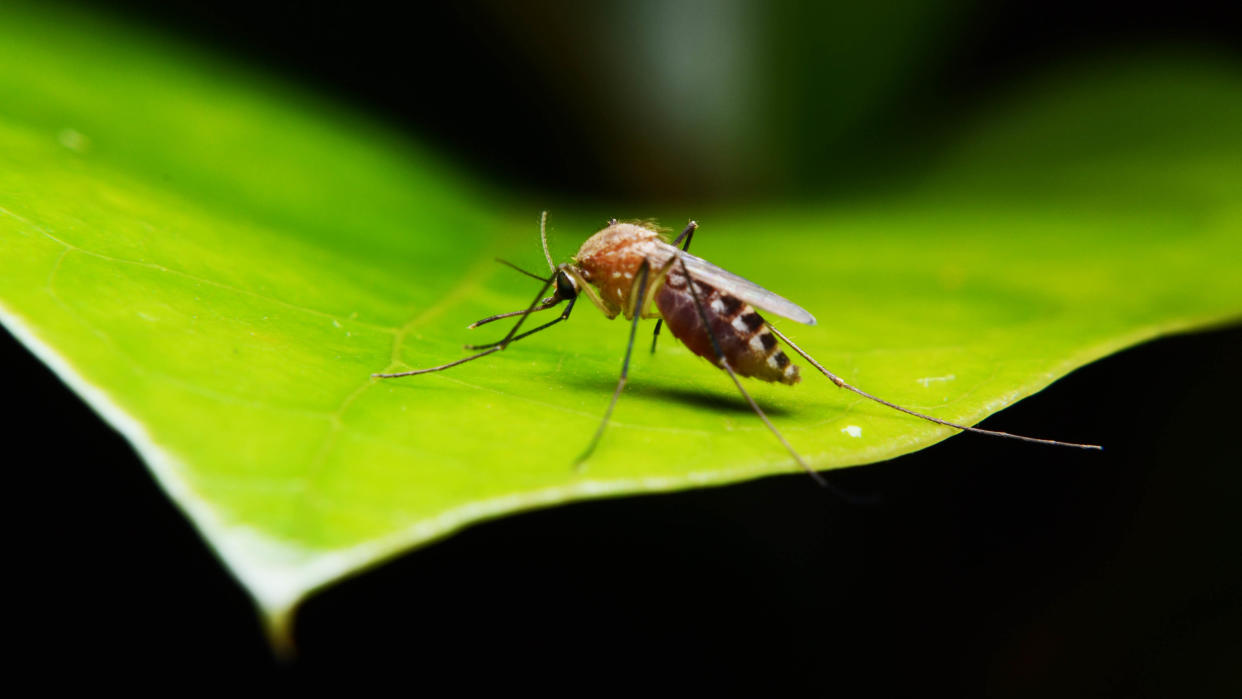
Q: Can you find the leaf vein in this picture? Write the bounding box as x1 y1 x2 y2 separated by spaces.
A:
1 204 398 334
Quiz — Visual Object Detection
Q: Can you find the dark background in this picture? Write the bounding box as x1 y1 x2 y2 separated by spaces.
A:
73 0 1242 202
11 1 1242 693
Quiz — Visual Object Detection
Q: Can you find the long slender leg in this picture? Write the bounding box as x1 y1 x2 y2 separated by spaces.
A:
767 325 1102 450
466 297 577 350
677 258 829 487
651 220 698 353
468 298 557 329
495 257 548 283
671 220 698 248
374 273 557 378
466 258 561 328
575 262 651 467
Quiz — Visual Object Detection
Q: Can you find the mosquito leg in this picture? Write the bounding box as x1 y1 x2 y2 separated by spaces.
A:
652 220 699 354
374 272 557 379
766 325 1102 450
677 258 829 487
468 298 557 329
494 257 549 283
576 262 651 467
671 220 698 248
467 257 573 328
466 297 577 350
372 347 505 378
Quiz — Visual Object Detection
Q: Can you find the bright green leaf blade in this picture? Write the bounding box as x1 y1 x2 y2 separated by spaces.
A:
2 6 1241 635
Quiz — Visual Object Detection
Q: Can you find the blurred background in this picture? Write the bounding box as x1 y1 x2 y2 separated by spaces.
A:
8 0 1241 692
71 0 1242 204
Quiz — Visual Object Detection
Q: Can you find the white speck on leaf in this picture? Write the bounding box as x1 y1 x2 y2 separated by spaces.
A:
916 374 956 388
841 425 862 438
332 319 342 328
58 128 90 153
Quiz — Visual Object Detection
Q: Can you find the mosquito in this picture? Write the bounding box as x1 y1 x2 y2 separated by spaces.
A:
374 212 1100 485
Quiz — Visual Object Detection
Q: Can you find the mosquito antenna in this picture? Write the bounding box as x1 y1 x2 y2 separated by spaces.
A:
495 258 548 283
373 272 557 379
766 325 1102 450
539 210 555 273
677 258 829 487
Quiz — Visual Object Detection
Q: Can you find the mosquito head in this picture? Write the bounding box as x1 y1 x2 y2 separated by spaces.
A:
554 263 580 301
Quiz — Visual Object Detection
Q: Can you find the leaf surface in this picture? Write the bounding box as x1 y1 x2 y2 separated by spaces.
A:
2 7 1240 633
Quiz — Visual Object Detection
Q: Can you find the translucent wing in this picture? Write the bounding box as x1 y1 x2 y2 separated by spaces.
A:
650 242 818 326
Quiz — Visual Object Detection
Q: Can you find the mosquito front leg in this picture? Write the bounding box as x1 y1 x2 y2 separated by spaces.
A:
466 297 578 350
652 220 698 353
373 272 557 379
575 261 651 467
468 298 559 329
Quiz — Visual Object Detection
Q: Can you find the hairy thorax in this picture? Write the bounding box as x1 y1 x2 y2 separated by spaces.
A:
573 223 663 316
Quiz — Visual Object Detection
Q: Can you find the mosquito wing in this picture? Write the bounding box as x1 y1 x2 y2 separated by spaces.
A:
651 242 818 326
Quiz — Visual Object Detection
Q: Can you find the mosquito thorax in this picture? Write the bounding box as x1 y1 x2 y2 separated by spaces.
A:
574 223 663 305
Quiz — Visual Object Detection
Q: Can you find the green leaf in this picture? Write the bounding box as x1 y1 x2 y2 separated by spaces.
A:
2 6 1240 639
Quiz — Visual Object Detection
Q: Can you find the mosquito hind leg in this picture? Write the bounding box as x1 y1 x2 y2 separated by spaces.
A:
675 258 830 487
765 325 1102 450
651 220 699 353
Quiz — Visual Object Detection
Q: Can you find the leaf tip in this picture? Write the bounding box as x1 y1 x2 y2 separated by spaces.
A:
262 605 298 661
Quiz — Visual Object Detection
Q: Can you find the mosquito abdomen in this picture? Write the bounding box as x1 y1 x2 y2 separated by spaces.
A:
656 268 799 384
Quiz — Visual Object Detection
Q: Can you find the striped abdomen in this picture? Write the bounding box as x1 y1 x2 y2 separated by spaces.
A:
655 267 799 384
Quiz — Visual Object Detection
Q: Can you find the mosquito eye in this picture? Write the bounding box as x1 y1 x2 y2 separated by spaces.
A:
556 271 578 298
